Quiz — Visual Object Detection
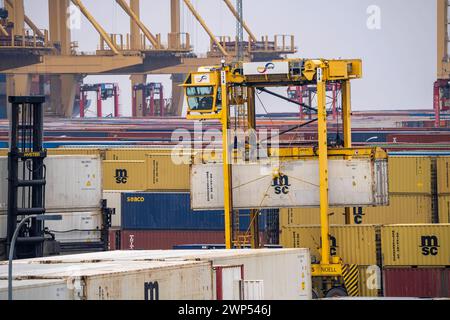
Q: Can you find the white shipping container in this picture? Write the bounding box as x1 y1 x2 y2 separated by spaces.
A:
0 260 213 300
191 159 389 210
241 280 264 300
44 211 102 243
8 248 312 300
103 191 125 228
0 156 102 211
0 280 72 300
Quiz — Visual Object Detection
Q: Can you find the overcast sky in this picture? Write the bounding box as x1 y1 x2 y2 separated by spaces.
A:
23 0 435 116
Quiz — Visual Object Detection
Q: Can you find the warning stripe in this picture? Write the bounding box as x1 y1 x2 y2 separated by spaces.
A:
342 264 359 297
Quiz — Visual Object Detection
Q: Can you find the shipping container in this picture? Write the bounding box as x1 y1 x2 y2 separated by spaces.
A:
120 192 266 231
44 211 103 243
358 265 382 297
146 154 190 190
279 195 432 226
47 148 105 157
383 267 450 298
0 156 102 211
103 191 126 227
0 260 214 300
105 148 191 161
191 158 389 209
437 156 450 194
279 207 347 226
381 224 450 266
108 229 121 251
438 195 450 223
279 225 379 265
5 248 312 300
103 160 148 191
389 156 431 194
0 280 72 300
120 230 225 250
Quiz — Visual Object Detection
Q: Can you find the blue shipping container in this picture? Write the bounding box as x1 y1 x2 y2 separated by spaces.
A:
121 192 266 231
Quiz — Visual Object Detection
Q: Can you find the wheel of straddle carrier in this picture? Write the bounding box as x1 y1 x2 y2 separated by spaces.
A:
312 289 320 299
325 286 348 298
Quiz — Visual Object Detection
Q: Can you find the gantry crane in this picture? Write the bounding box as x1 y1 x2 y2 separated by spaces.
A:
182 59 389 297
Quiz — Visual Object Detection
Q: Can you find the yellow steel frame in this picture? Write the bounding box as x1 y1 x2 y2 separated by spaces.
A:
182 59 364 279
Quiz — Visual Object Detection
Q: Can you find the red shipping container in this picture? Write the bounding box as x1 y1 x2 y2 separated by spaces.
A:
387 133 450 144
108 229 121 251
120 230 226 250
383 268 450 298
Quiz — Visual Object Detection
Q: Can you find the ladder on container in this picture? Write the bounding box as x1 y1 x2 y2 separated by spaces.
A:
7 96 47 259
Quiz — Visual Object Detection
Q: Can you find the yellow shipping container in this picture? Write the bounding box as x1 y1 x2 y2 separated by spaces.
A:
48 148 105 157
0 149 6 156
358 265 381 297
439 195 450 223
105 148 195 161
103 160 148 191
381 224 450 266
279 208 347 227
280 225 379 265
437 156 450 194
280 195 432 226
146 154 190 190
389 156 431 194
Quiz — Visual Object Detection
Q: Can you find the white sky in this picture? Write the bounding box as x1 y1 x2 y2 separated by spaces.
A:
24 0 436 116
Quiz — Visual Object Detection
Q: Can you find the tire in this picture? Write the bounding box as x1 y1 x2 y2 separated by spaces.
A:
325 287 348 298
312 289 321 299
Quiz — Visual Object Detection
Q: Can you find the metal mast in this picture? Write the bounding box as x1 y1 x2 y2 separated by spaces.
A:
236 0 244 61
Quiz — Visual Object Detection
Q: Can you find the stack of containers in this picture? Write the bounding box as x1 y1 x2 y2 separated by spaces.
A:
102 148 267 250
0 75 6 119
437 156 450 223
279 156 437 296
279 225 381 297
381 224 450 297
0 155 104 257
279 156 434 226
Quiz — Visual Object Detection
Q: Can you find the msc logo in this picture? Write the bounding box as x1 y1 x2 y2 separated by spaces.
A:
271 174 291 195
353 207 365 224
115 169 128 184
144 281 159 300
420 235 439 256
257 62 275 74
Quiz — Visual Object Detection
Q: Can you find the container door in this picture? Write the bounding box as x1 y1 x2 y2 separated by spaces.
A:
214 265 243 300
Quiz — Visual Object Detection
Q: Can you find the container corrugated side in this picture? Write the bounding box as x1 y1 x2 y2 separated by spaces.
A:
103 160 148 191
358 266 382 297
383 267 450 297
381 224 450 266
105 148 196 161
280 225 379 265
279 195 432 226
146 154 190 191
438 195 450 223
0 280 72 300
437 156 450 194
0 156 102 211
121 192 265 231
388 156 432 194
279 207 347 226
44 211 102 243
0 260 213 300
120 230 225 250
47 148 105 157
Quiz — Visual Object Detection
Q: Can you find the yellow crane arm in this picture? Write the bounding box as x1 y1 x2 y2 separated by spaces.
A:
70 0 121 55
115 0 159 49
182 0 228 57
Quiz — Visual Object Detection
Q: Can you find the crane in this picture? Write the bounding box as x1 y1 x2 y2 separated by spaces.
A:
182 58 389 297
